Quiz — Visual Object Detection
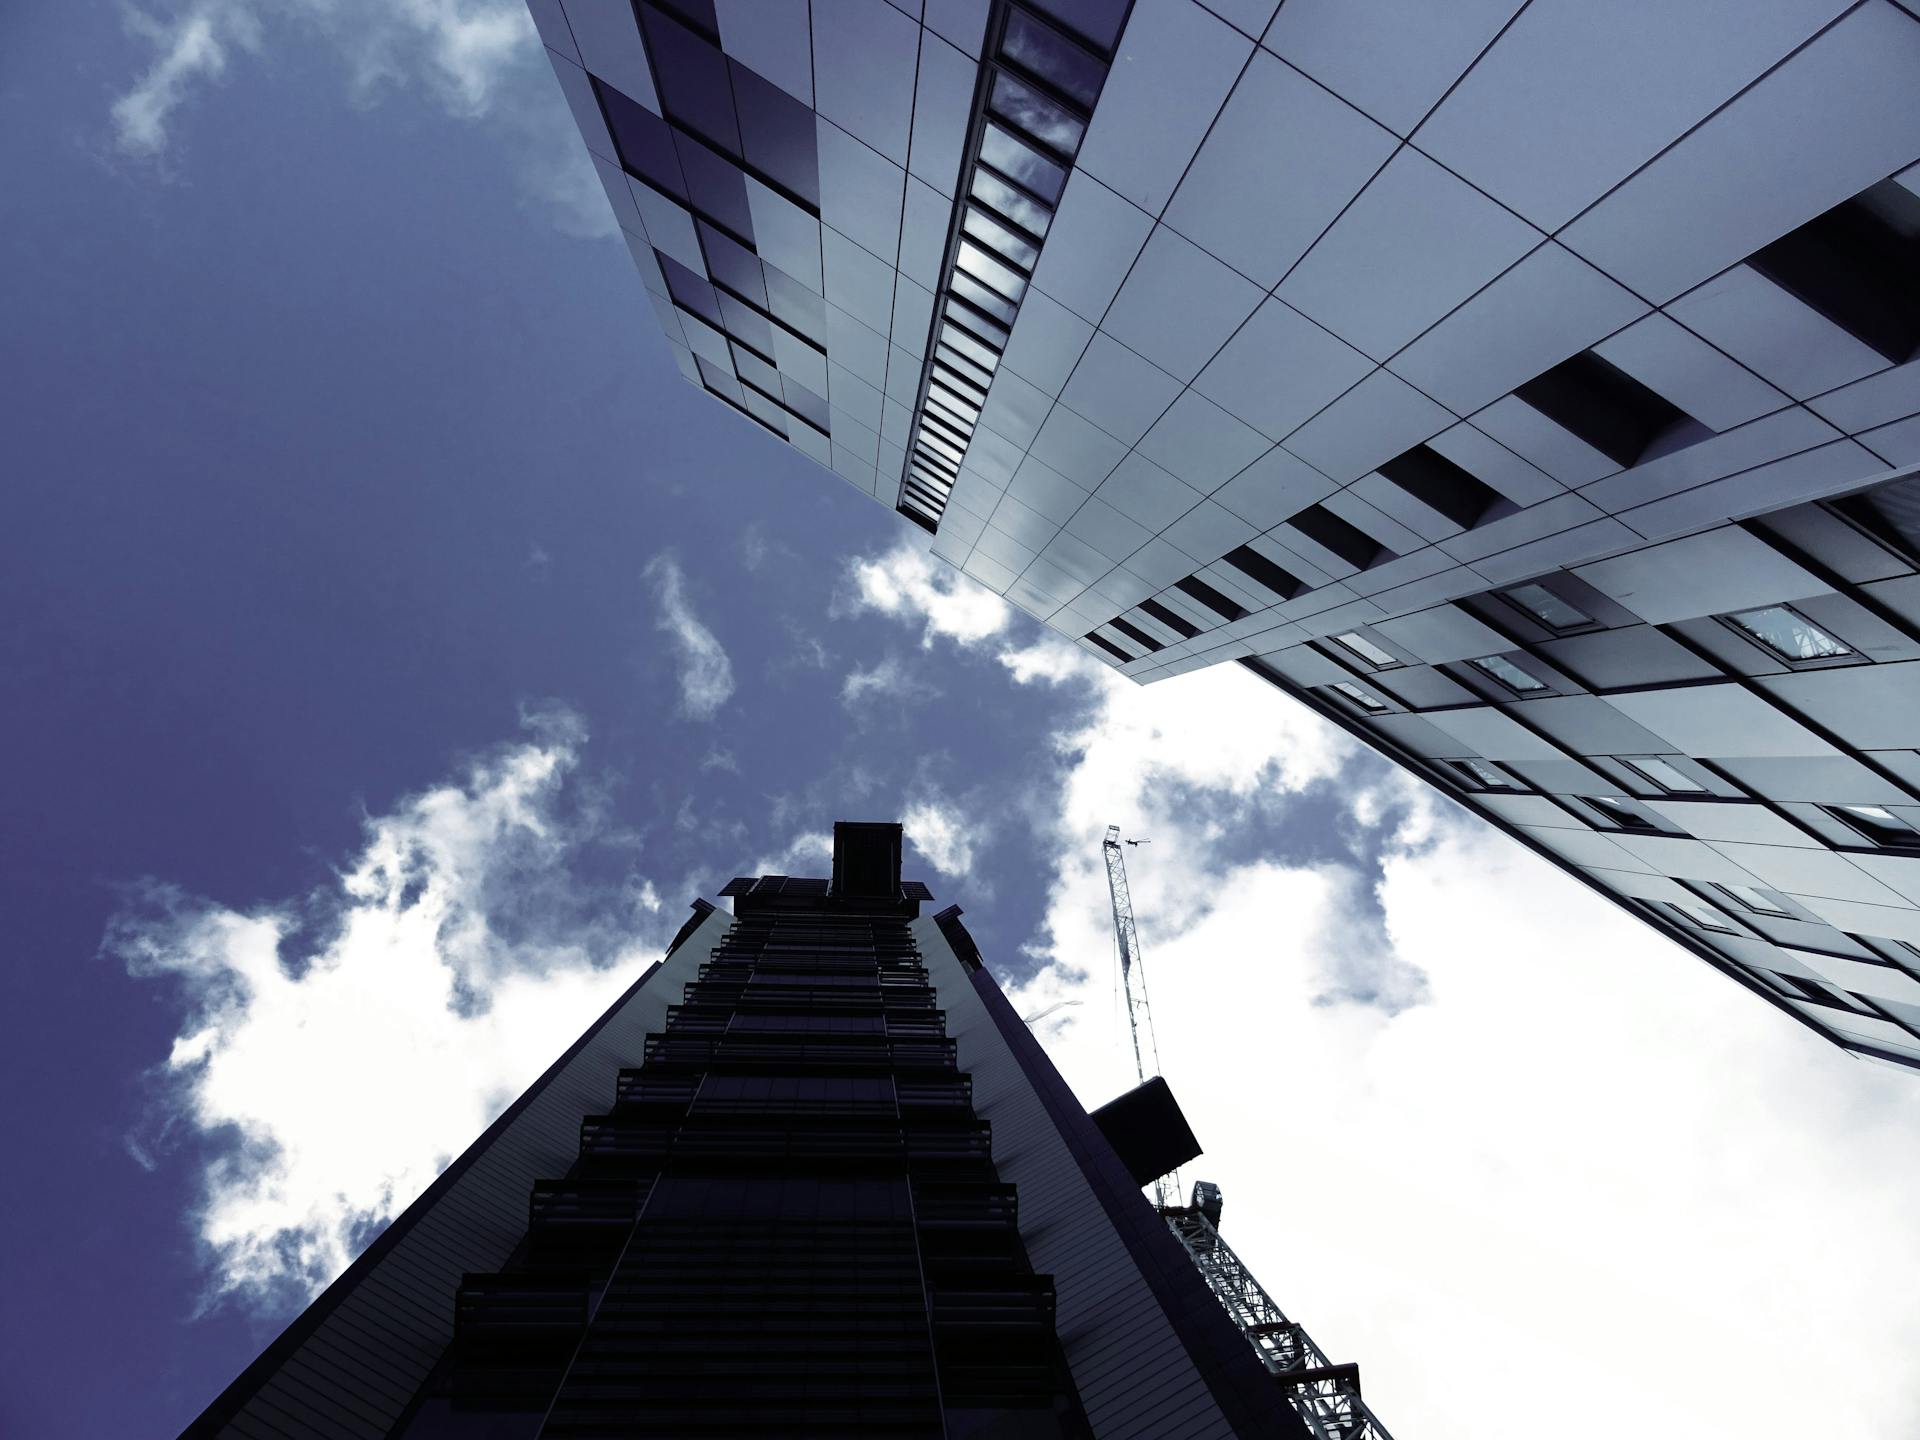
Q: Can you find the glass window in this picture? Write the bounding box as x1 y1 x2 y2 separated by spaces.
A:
932 360 988 404
699 221 767 307
1715 883 1790 917
1503 582 1594 631
1621 756 1706 794
731 343 780 396
637 4 742 157
927 386 981 424
1668 898 1737 933
715 292 775 357
1585 796 1657 831
1470 654 1548 693
978 122 1068 205
1451 759 1510 790
1332 632 1396 667
963 206 1041 271
657 251 723 329
782 379 830 434
940 322 1002 373
1330 682 1387 713
988 70 1086 157
1000 8 1105 108
597 80 687 198
970 168 1052 239
728 59 821 208
675 132 756 240
762 264 826 347
1722 605 1851 662
1836 475 1920 563
936 343 996 392
1028 0 1129 51
949 268 1020 326
1827 803 1920 847
956 238 1030 302
947 298 1010 348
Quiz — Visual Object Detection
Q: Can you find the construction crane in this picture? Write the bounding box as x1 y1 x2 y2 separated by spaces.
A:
1100 826 1395 1440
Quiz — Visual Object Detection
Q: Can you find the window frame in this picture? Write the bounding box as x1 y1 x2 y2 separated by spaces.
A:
1825 803 1920 850
1715 603 1856 669
1499 581 1600 634
1618 755 1709 796
1328 681 1389 714
1467 652 1551 695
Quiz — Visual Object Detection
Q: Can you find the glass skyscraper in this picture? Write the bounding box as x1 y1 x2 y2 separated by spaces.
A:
539 0 1920 1073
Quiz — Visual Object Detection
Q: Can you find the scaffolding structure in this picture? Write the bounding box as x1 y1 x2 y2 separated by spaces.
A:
1163 1186 1395 1440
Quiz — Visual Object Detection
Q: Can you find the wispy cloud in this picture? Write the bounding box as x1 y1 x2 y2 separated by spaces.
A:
646 554 735 721
109 0 612 235
110 706 670 1310
840 654 936 711
837 541 1013 649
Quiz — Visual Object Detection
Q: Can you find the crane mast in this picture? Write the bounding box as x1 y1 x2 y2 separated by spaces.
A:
1100 825 1395 1440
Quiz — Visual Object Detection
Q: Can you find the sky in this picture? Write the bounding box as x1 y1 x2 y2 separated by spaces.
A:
4 2 1920 1436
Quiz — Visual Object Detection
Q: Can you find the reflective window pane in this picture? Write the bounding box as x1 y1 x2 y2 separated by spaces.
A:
949 269 1020 326
1717 883 1789 917
732 343 780 396
1668 898 1736 933
597 81 687 198
1330 682 1387 713
947 298 1009 348
963 206 1040 271
1333 632 1396 667
657 251 723 329
1027 0 1128 51
956 239 1029 302
1586 796 1656 831
1452 759 1509 789
1622 756 1705 794
1724 605 1851 662
675 133 756 240
989 70 1086 158
782 378 830 433
1503 582 1594 630
1470 654 1548 693
637 5 742 156
763 264 827 347
1001 9 1105 109
699 221 767 307
936 343 996 392
716 291 775 357
927 389 980 425
729 59 821 208
970 168 1052 239
979 123 1067 204
940 323 1002 372
932 363 988 405
1828 804 1920 847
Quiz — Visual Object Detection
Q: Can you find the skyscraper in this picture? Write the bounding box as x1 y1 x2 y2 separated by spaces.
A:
181 823 1331 1437
537 0 1920 1073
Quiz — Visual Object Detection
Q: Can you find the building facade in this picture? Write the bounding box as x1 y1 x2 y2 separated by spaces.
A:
181 824 1310 1438
535 0 1920 1070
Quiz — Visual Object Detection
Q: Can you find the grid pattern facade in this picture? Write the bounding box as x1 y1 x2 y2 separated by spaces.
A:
420 883 1087 1436
539 0 1920 1069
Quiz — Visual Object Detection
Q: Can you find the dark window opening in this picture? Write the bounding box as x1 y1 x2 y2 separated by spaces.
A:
1665 898 1738 934
999 7 1106 110
1513 351 1694 468
674 131 756 240
1140 598 1200 639
1776 972 1843 1007
728 60 821 209
1826 804 1920 849
1833 474 1920 566
1174 575 1246 622
636 4 742 158
1085 631 1133 663
1377 445 1508 529
1109 618 1164 654
1748 178 1920 364
1222 545 1304 599
596 80 687 199
1027 0 1130 52
1288 505 1392 570
1583 795 1658 831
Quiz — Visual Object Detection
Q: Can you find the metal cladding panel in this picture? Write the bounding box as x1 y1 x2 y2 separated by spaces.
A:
188 903 734 1439
914 915 1307 1440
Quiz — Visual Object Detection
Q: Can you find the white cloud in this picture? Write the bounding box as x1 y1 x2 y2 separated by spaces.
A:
110 0 612 236
840 654 936 710
749 830 833 878
646 554 735 721
111 708 671 1308
839 541 1013 649
846 536 1920 1436
903 797 978 878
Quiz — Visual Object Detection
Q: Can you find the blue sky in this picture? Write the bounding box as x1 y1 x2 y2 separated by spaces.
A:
6 5 1920 1437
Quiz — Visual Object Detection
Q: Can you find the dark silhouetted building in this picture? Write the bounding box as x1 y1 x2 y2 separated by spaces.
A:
536 0 1920 1073
182 822 1310 1437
